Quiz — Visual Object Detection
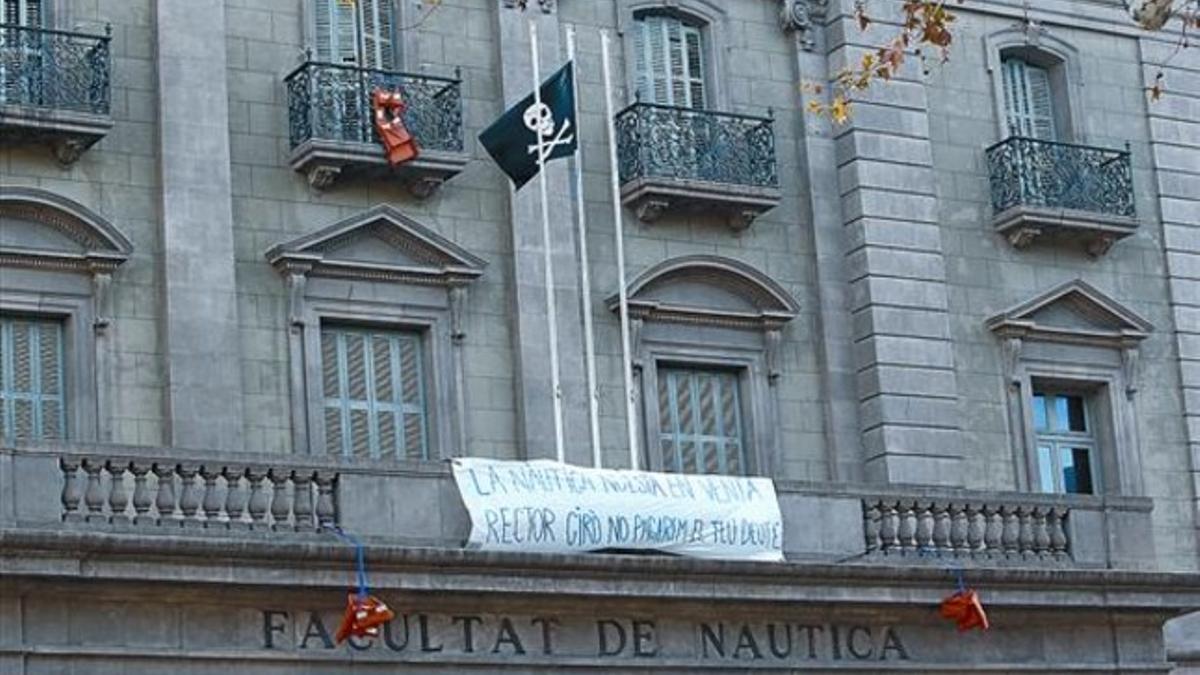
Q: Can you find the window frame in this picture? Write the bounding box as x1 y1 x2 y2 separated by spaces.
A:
984 28 1085 144
1030 388 1101 494
618 0 726 110
648 357 756 476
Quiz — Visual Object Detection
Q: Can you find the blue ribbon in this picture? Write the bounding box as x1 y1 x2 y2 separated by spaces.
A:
325 525 369 601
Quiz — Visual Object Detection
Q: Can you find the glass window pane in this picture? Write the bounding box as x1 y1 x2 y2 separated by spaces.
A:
1062 447 1094 495
1052 395 1070 432
1032 393 1048 432
1037 444 1056 493
657 366 746 476
1065 395 1087 432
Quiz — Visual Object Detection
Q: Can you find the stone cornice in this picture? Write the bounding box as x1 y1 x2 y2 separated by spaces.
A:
0 187 133 274
986 278 1152 349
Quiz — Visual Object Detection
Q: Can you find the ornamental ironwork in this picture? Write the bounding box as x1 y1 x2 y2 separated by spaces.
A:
615 103 778 190
285 61 463 154
986 136 1135 218
0 23 111 115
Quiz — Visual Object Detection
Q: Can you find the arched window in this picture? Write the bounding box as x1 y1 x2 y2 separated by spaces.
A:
313 0 396 69
1001 56 1056 140
633 11 707 109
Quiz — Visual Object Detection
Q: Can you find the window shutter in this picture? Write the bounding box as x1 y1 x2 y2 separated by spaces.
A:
4 0 41 26
683 26 705 109
1001 57 1056 141
646 17 669 104
315 0 360 64
359 0 395 69
634 19 649 102
657 367 745 476
398 336 425 459
0 317 65 442
321 330 344 455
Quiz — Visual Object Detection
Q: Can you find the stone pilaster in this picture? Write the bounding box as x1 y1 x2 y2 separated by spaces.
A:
827 0 962 486
155 0 244 452
1144 32 1200 524
494 0 591 463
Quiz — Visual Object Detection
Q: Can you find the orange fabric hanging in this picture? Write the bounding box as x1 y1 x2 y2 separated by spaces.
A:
335 592 397 644
372 89 420 166
940 589 990 632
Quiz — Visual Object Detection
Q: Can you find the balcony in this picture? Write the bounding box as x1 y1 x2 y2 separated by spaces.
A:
986 136 1138 256
284 61 467 195
0 23 112 164
615 102 781 230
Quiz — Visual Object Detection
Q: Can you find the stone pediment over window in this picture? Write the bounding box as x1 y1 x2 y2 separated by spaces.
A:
265 204 486 286
986 279 1151 349
0 187 132 274
608 255 799 330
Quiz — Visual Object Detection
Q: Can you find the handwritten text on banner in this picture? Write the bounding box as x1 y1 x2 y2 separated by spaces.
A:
451 458 783 561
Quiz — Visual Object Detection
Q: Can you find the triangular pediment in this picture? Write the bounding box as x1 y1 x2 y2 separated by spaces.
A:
987 279 1151 346
0 187 132 272
266 205 485 285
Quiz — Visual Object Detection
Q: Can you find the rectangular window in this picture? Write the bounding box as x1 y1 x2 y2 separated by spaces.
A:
313 0 395 68
657 366 746 475
0 315 65 442
633 13 706 109
1001 56 1056 141
321 326 428 460
1031 390 1097 494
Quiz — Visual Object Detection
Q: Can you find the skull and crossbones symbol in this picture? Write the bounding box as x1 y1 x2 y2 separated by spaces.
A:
524 102 573 159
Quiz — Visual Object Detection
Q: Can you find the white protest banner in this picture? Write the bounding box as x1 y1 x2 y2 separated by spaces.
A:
450 457 783 562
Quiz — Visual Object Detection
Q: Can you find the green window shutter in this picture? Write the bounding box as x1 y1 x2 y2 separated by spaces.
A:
0 316 65 442
657 366 745 476
321 326 429 460
1001 57 1056 141
634 14 706 108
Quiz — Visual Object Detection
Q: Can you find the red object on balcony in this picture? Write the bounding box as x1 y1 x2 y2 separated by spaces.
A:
372 89 420 166
940 589 990 632
334 592 397 644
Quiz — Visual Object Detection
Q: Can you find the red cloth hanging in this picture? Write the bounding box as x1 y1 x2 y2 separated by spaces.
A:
334 592 397 644
940 588 989 632
371 89 420 166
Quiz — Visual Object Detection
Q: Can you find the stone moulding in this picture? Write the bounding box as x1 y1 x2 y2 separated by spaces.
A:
0 105 113 165
0 186 133 274
288 139 470 197
986 278 1152 350
621 176 783 231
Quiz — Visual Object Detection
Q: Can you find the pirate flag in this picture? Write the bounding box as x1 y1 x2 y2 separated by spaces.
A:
479 62 576 190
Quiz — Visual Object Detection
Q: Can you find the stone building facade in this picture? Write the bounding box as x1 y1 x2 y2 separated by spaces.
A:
1 0 1198 672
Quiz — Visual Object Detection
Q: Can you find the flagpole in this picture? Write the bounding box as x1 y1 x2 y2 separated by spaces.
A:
529 20 566 464
565 25 603 470
600 30 640 471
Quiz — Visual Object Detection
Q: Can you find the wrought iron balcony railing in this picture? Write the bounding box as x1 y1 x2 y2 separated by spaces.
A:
615 102 778 190
284 61 463 155
986 136 1135 219
0 23 111 115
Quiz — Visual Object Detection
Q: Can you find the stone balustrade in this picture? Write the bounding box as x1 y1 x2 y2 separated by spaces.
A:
862 497 1070 562
58 455 338 531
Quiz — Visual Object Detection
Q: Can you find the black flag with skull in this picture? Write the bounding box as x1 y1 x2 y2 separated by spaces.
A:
479 62 577 190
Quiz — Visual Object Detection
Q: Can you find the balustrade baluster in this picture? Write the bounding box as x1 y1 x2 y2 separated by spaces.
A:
914 502 935 553
880 501 900 553
863 501 881 553
106 460 130 525
983 505 1003 555
315 473 336 528
247 468 270 529
201 466 223 527
932 504 952 555
1002 506 1020 556
153 463 178 524
1033 507 1051 557
83 458 106 523
950 503 970 555
224 467 249 530
130 463 153 525
966 504 985 553
61 458 83 522
1018 507 1035 556
898 500 917 554
178 464 202 528
1049 508 1069 559
270 470 294 530
293 471 315 532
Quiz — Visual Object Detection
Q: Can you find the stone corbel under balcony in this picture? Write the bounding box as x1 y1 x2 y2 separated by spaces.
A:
993 205 1139 258
621 176 782 231
0 106 112 166
289 139 469 197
